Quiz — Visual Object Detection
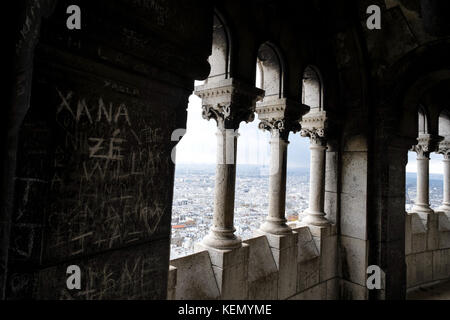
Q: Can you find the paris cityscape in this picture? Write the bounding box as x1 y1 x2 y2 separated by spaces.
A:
170 164 445 259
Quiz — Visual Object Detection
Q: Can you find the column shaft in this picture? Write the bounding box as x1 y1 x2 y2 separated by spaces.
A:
439 158 450 211
203 128 241 249
260 131 290 235
412 154 433 214
303 142 329 226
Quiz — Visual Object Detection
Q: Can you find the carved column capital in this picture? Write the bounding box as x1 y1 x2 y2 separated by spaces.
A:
299 110 327 146
300 128 326 145
255 97 306 141
439 141 450 160
411 134 442 159
195 78 264 130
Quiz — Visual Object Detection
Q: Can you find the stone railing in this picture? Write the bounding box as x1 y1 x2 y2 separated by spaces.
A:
405 211 450 292
168 224 338 300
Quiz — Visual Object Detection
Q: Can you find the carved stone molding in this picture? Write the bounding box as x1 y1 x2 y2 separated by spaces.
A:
256 97 306 140
299 110 327 145
411 134 442 158
195 78 264 129
439 140 450 160
300 128 326 146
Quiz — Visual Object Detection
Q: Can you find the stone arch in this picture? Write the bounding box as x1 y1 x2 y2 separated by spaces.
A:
418 105 429 135
207 11 232 83
302 65 324 112
256 42 285 98
439 109 450 139
380 39 450 140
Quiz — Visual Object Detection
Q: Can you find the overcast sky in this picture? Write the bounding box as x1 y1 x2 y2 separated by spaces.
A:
175 94 310 168
175 93 444 175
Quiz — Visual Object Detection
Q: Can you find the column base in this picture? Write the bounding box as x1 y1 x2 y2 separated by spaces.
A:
301 209 330 227
259 217 292 236
411 204 434 215
201 227 242 250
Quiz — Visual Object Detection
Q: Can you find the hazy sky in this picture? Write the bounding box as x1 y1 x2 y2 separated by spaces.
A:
175 94 310 168
175 93 444 174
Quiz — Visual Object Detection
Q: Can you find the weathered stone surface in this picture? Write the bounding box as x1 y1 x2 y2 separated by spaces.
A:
340 193 367 240
36 240 170 299
170 251 220 300
167 266 177 300
439 212 450 231
324 191 338 225
406 252 433 287
297 257 320 293
341 152 368 195
275 244 298 299
289 282 327 300
320 235 338 282
195 243 249 299
433 249 450 281
294 226 319 262
326 278 340 300
427 213 440 251
405 213 412 255
244 236 278 300
439 231 450 249
340 280 368 300
340 236 368 287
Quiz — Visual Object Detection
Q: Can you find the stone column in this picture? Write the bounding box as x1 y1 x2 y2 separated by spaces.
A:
411 134 438 214
254 97 307 299
438 143 450 212
255 97 306 235
205 122 241 249
258 120 291 235
300 111 330 226
195 79 264 250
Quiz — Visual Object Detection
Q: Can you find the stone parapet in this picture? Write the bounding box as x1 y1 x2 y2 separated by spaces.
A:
168 224 339 300
406 211 450 294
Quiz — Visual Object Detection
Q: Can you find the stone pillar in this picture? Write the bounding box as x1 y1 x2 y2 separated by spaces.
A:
194 79 263 299
195 79 264 250
254 97 307 299
411 134 439 214
205 125 241 249
300 111 330 226
259 121 291 235
255 97 306 235
438 143 450 212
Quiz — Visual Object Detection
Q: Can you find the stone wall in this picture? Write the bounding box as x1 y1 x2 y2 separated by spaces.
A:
406 211 450 292
5 0 213 300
